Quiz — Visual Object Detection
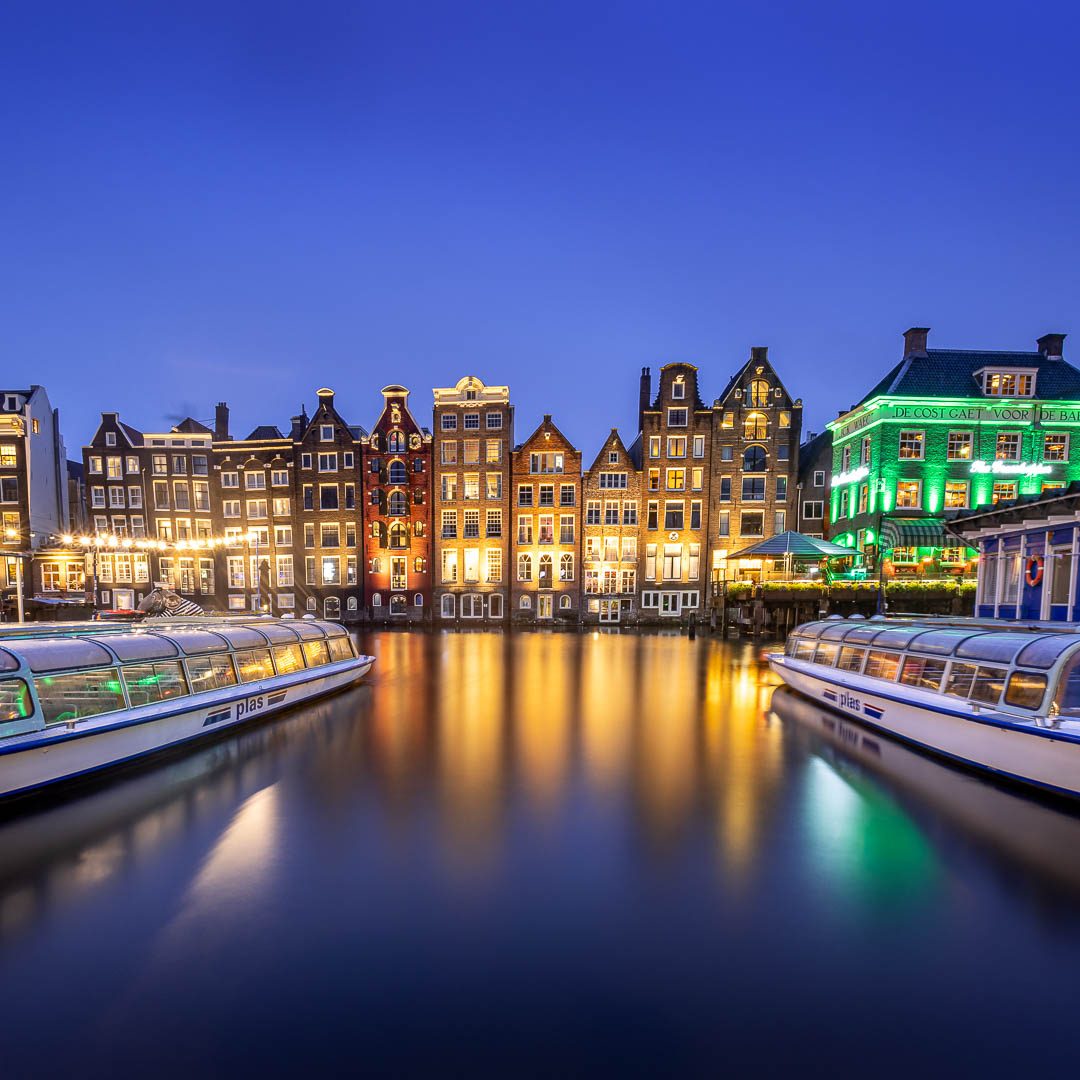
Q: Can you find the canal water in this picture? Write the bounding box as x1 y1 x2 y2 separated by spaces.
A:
3 630 1080 1075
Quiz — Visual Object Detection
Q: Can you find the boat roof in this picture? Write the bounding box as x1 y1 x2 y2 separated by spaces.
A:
793 619 1080 670
0 619 347 674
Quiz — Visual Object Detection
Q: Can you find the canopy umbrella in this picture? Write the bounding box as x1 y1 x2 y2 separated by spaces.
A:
727 531 854 560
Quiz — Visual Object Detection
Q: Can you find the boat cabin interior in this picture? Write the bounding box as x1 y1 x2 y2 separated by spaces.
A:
0 620 358 737
784 620 1080 720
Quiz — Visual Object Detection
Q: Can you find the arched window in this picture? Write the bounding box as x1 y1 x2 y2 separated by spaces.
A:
414 593 424 606
743 445 767 472
518 553 532 581
347 596 357 611
749 379 770 407
538 554 553 586
388 460 407 484
559 594 572 610
559 553 574 581
371 521 380 538
414 556 425 572
306 597 317 611
369 557 381 573
390 595 406 615
388 491 407 516
389 522 408 549
388 431 406 453
372 593 382 608
743 412 769 439
519 595 532 609
414 520 424 536
324 596 341 620
441 594 455 618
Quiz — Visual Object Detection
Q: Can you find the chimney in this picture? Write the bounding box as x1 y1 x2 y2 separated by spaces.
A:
903 327 930 357
290 411 306 440
317 387 335 409
638 366 651 431
543 413 552 423
1037 332 1066 360
214 402 230 441
750 346 768 363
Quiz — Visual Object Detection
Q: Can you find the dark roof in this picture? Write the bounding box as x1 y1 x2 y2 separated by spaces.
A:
245 425 285 441
348 425 368 440
66 459 84 480
626 432 643 469
798 429 832 481
858 349 1080 406
950 480 1080 536
172 417 212 435
119 422 143 446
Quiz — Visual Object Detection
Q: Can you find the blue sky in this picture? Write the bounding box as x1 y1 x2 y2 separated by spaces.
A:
3 1 1079 457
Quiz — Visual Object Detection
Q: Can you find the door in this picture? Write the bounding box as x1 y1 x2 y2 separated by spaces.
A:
538 594 553 620
660 592 682 617
324 596 341 620
599 599 620 623
113 588 135 611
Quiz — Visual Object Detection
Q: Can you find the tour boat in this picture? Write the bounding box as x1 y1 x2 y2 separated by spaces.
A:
0 618 374 801
767 618 1080 800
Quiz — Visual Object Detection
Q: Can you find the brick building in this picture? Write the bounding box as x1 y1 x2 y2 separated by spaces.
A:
432 376 513 623
709 347 803 586
797 429 832 539
511 415 581 623
582 428 642 625
638 364 711 620
361 385 432 621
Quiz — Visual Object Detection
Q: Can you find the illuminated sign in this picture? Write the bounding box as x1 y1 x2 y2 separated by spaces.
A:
831 465 869 486
969 460 1053 477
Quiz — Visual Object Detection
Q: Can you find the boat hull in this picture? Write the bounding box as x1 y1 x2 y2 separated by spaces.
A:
768 654 1080 800
0 658 372 801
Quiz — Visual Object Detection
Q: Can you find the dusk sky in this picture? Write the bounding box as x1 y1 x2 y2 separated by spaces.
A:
4 2 1079 456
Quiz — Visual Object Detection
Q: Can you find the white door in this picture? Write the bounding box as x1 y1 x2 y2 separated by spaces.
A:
599 599 620 623
538 594 553 620
660 592 682 617
114 588 135 611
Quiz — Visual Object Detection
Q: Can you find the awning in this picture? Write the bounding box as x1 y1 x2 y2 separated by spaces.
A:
879 518 953 551
728 530 856 560
31 595 86 606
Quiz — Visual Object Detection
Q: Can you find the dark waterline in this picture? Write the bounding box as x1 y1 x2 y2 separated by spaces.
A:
3 630 1080 1075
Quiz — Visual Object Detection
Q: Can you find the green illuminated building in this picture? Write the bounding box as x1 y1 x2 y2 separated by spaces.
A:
827 328 1080 577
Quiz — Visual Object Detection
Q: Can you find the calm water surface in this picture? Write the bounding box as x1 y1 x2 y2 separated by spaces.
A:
3 630 1080 1075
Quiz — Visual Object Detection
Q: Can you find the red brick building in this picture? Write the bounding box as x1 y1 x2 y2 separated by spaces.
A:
361 385 433 621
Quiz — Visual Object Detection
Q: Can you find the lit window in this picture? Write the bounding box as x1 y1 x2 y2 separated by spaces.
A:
895 481 921 509
944 481 969 508
995 432 1021 461
947 432 973 460
898 430 924 460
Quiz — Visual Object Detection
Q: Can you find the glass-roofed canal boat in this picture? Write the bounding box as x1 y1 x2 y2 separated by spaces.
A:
0 618 374 801
768 619 1080 800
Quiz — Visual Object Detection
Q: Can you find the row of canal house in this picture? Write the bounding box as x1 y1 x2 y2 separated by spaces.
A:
60 349 804 624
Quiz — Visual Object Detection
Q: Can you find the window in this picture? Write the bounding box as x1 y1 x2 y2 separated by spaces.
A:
486 474 502 500
518 484 533 506
486 439 502 464
486 412 503 430
719 478 731 502
774 510 786 532
388 491 407 516
662 544 682 580
539 484 554 506
1051 547 1073 606
718 511 729 537
891 546 918 564
667 436 686 458
1044 432 1070 462
88 456 103 474
622 501 637 525
518 553 532 581
245 471 266 490
486 509 502 537
604 501 619 525
995 432 1021 461
559 515 574 544
172 455 186 475
776 476 788 501
743 445 766 472
690 501 701 530
898 430 924 460
389 460 407 484
598 472 628 489
857 484 868 514
859 436 872 466
463 509 480 538
944 481 969 508
982 370 1035 397
742 477 766 501
318 452 338 473
174 482 190 510
441 414 458 431
740 512 764 536
538 515 554 544
649 436 661 458
463 413 480 430
320 485 339 510
246 499 268 519
672 377 686 400
648 468 660 491
321 523 340 548
992 482 1017 504
647 501 658 530
664 501 684 530
743 412 767 439
321 556 341 585
320 424 334 441
895 481 921 509
666 468 685 491
749 379 769 407
559 553 574 581
518 516 533 543
276 555 294 587
947 431 973 461
221 471 239 488
486 549 502 583
692 435 705 459
302 453 313 470
667 408 688 428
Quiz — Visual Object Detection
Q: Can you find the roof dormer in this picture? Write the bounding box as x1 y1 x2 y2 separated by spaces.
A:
974 367 1038 398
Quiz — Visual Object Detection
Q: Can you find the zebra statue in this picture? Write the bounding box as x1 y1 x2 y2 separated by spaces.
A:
137 588 206 618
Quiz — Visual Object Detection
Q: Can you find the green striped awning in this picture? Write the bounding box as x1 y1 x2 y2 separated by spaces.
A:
879 517 950 551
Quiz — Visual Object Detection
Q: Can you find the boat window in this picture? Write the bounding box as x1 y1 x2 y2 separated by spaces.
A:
955 635 1039 665
1005 671 1048 710
272 644 305 674
34 669 126 726
818 624 851 642
1054 655 1080 715
863 650 901 681
216 627 272 650
186 655 238 693
792 639 816 661
302 640 330 667
292 622 328 641
123 661 189 707
898 656 947 692
15 639 116 674
235 649 276 683
1015 636 1080 671
836 647 865 672
870 627 932 651
0 678 32 721
841 625 882 644
970 666 1006 705
945 663 978 699
163 630 230 655
907 630 987 657
0 648 20 672
254 623 302 644
328 637 354 662
785 638 799 658
89 635 178 662
793 621 828 639
813 642 840 667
